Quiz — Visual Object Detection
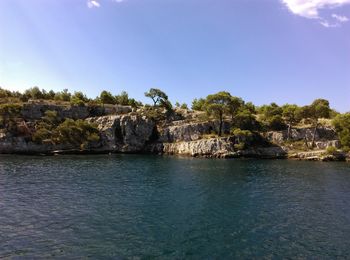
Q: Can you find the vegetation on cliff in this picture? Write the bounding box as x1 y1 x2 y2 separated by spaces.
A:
0 86 349 154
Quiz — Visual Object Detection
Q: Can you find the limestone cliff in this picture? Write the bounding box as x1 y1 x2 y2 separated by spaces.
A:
0 103 348 161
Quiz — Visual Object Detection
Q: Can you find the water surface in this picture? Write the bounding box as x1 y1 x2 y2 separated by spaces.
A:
1 155 350 258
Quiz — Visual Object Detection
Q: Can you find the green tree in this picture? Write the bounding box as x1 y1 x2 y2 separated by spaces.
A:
205 91 232 136
54 89 71 102
233 108 260 130
180 103 188 110
282 104 301 139
258 102 283 120
307 99 331 147
24 87 44 100
144 88 168 106
71 91 88 106
115 91 129 105
332 113 350 149
228 96 244 120
100 90 116 105
192 98 206 111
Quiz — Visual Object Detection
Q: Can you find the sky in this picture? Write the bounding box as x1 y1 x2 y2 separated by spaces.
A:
0 0 349 112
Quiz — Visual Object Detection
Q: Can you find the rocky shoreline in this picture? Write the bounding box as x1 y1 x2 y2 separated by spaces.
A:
0 104 348 161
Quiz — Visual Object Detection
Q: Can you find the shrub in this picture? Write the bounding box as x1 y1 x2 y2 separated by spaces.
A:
333 113 350 148
231 128 254 149
325 146 337 155
268 115 287 131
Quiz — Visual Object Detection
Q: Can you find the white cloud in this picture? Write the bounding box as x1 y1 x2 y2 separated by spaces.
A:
319 20 340 26
282 0 350 19
87 0 100 8
332 13 349 21
282 0 350 27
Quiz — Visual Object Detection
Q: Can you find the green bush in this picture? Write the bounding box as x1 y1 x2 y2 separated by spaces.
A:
333 113 350 148
325 146 337 155
268 115 287 131
53 119 100 148
231 128 254 150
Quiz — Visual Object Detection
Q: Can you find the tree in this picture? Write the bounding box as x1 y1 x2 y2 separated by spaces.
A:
333 113 350 149
308 99 331 147
100 90 116 105
71 91 88 106
282 104 301 139
192 98 206 111
258 102 283 120
24 87 44 100
144 88 168 106
233 108 260 131
228 96 244 120
115 91 129 105
54 89 71 102
205 91 232 136
180 103 188 110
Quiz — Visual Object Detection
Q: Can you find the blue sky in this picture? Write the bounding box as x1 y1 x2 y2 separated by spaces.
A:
0 0 349 111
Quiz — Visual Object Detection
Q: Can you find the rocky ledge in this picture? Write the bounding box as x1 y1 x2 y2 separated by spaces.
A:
0 105 348 161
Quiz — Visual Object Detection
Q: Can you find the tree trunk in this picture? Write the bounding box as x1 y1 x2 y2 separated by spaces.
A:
304 136 309 149
287 123 291 140
311 122 318 148
218 117 223 137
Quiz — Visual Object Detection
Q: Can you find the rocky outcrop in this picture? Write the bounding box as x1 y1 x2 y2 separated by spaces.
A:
265 127 338 144
0 136 71 154
288 150 346 161
148 137 287 159
21 103 132 120
87 114 155 152
157 120 230 142
0 105 347 161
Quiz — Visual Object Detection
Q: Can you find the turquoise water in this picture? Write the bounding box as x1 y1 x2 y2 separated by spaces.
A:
0 155 350 259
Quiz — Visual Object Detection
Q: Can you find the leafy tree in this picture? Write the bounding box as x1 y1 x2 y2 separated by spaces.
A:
192 98 206 111
128 98 142 108
233 108 260 130
180 103 188 110
268 115 287 131
244 102 256 114
258 102 283 120
282 104 301 139
332 113 350 149
71 91 88 106
115 91 129 105
54 89 71 102
100 90 116 105
228 96 244 120
144 88 169 106
205 91 232 136
24 87 44 100
305 99 331 147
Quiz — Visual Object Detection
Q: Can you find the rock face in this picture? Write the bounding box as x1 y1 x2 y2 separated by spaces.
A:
158 137 235 157
148 137 287 159
0 105 346 161
21 103 132 120
265 127 338 144
0 136 71 154
157 120 230 142
0 114 155 154
87 115 155 152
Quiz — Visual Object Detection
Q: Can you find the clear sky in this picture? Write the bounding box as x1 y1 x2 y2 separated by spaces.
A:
0 0 349 111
